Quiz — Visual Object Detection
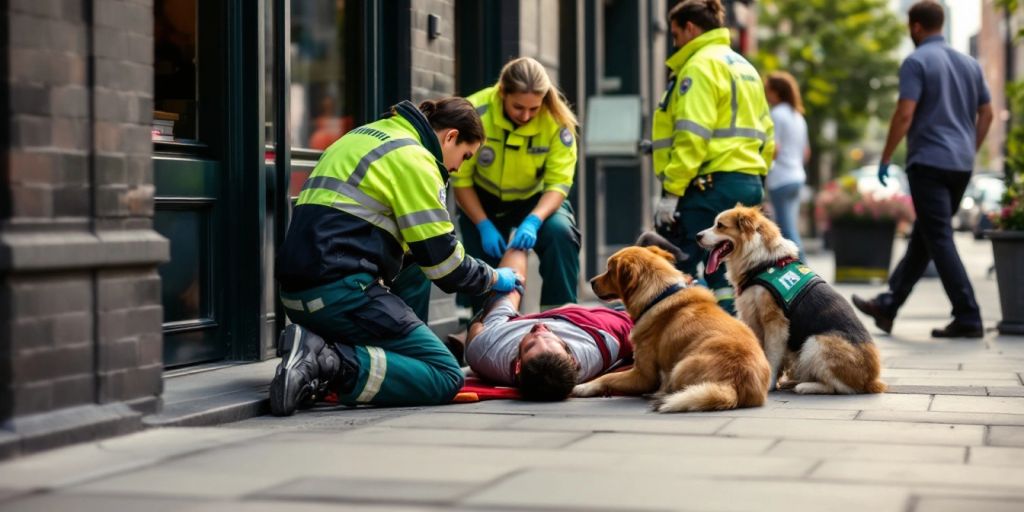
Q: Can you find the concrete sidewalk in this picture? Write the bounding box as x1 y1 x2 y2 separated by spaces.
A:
1 233 1022 512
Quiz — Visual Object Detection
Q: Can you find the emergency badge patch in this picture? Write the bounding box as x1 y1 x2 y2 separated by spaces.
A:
679 77 693 95
559 127 574 147
438 185 447 206
478 146 495 167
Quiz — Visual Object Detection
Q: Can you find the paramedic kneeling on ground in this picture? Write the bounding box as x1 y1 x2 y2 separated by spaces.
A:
270 98 521 416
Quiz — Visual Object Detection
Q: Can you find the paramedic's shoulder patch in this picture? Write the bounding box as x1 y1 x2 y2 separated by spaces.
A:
478 146 495 167
559 127 574 147
678 77 693 95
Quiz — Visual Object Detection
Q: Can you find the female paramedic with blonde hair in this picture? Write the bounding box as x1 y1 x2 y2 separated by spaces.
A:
454 57 581 312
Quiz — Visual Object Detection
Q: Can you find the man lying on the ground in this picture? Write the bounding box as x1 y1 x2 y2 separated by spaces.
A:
453 232 686 401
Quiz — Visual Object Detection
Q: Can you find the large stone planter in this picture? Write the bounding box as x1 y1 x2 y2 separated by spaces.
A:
988 230 1024 335
831 220 896 283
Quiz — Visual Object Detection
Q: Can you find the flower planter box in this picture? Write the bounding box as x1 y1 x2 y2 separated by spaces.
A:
831 220 896 283
988 230 1024 335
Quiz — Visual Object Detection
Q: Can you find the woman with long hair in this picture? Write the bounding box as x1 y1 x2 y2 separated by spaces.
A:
454 57 581 312
765 71 810 260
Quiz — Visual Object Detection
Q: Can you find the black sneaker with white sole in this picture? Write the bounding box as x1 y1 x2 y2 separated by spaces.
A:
269 324 342 416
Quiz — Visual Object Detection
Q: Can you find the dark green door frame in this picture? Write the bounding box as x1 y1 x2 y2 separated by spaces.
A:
224 0 269 361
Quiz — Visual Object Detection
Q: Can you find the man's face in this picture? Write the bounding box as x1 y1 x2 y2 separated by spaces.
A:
518 322 572 365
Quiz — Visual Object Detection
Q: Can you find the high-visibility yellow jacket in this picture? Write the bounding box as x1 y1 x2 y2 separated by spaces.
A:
278 101 495 294
652 28 775 197
453 86 577 201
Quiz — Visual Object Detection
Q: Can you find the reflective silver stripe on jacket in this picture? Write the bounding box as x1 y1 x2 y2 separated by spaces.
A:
670 78 766 143
674 120 712 141
421 244 465 280
476 104 489 115
396 208 449 231
651 138 674 150
302 176 391 214
346 138 419 186
332 201 400 240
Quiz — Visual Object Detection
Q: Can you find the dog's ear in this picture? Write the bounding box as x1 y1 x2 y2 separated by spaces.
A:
735 211 756 234
644 245 676 264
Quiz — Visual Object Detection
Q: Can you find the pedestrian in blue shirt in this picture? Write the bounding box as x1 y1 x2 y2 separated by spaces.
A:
854 0 994 338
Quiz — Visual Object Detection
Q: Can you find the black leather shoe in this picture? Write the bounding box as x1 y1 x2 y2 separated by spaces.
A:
852 294 895 334
269 324 342 416
931 321 984 339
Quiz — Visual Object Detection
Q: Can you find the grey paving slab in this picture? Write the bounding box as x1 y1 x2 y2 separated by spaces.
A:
761 393 933 411
914 496 1024 512
181 502 440 512
719 417 985 446
812 460 1024 491
565 432 775 455
141 439 624 485
250 477 475 506
988 426 1024 447
375 411 530 430
0 493 197 512
617 453 817 478
857 410 1024 427
462 467 910 512
336 426 586 449
503 414 731 435
883 359 960 370
931 396 1024 415
882 369 1021 379
969 446 1024 466
961 363 1024 372
885 385 988 396
767 440 966 464
686 406 860 420
885 378 1021 387
227 405 418 432
456 396 654 416
987 386 1024 397
0 427 270 490
70 469 287 499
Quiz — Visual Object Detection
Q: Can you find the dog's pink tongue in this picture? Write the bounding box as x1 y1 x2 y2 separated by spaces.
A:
706 246 722 275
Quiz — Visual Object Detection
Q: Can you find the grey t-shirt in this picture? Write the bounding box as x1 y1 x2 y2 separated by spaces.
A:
900 35 990 171
464 297 622 385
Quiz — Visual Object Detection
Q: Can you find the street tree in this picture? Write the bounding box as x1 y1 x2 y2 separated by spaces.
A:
754 0 904 185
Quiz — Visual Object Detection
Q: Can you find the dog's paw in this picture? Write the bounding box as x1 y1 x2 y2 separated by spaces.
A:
571 382 603 398
793 382 835 395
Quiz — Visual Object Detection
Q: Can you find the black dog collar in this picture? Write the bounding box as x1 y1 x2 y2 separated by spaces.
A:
637 282 687 320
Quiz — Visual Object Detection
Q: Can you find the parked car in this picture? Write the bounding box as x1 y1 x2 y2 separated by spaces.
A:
954 173 1005 239
850 164 910 198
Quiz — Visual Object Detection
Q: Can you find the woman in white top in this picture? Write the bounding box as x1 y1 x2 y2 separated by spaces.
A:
764 71 810 260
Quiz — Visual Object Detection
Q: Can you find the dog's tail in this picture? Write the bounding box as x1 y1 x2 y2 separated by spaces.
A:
865 379 888 394
655 382 738 413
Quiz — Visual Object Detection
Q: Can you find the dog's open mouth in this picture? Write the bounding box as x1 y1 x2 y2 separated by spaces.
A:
705 240 734 275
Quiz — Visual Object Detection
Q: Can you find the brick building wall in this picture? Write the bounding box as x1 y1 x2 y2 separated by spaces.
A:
410 0 456 103
0 0 168 458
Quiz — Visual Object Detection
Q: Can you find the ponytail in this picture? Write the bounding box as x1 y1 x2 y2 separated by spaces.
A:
668 0 726 31
765 71 805 115
419 97 485 144
498 57 579 137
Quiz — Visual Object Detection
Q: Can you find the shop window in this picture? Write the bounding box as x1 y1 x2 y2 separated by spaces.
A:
291 0 362 151
153 0 198 143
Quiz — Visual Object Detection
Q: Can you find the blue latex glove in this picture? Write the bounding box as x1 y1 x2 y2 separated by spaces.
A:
492 267 519 293
509 214 543 250
877 162 890 187
476 219 506 259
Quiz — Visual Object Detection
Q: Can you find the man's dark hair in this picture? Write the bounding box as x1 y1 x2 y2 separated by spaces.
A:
908 1 944 31
518 352 576 401
668 0 726 32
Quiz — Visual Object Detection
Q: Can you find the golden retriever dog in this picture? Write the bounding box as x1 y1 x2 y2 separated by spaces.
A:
572 245 770 412
696 205 886 395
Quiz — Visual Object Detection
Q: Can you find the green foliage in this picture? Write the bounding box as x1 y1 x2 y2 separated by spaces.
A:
754 0 904 175
995 81 1024 230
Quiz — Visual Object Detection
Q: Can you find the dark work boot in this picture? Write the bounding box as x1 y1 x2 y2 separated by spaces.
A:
270 324 342 416
852 294 896 335
931 321 984 339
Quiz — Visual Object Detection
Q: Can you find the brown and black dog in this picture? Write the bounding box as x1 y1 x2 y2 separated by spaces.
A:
572 245 770 412
696 205 886 395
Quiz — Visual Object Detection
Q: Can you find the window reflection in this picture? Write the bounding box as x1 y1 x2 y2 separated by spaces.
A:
290 0 360 151
153 0 198 142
